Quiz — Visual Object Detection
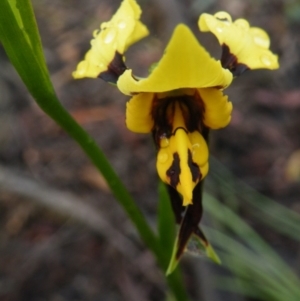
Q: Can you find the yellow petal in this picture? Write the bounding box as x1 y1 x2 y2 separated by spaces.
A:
199 12 279 70
157 129 209 206
73 0 149 79
126 93 154 133
101 0 149 53
117 24 233 95
188 131 209 173
156 103 209 206
198 88 233 129
175 128 194 205
124 20 149 49
156 129 194 206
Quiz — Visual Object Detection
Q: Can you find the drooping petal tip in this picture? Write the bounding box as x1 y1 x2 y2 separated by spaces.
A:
199 11 279 72
166 226 221 275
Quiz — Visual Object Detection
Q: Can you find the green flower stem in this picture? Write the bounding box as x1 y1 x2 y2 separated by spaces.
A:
0 0 189 300
39 99 188 301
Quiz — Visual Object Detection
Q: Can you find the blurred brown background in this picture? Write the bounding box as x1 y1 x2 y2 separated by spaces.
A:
0 0 299 300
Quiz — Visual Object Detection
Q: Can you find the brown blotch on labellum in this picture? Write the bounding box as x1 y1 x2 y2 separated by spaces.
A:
188 149 201 183
167 152 181 188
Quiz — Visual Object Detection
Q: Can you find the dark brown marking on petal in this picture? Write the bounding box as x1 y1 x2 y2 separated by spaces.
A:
221 44 249 76
166 152 180 188
202 126 210 143
188 149 201 182
191 92 210 142
176 182 203 259
167 185 185 224
151 94 207 148
179 95 205 134
152 96 174 146
99 51 127 83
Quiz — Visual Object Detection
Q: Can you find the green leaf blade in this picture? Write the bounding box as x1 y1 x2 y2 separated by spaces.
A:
157 182 176 264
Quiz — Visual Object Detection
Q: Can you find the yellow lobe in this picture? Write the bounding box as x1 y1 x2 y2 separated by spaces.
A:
73 0 149 79
198 88 233 129
188 131 209 172
156 146 173 185
125 92 154 133
174 128 194 206
117 24 233 95
172 103 193 205
199 11 279 70
156 128 196 206
156 102 209 206
156 128 209 206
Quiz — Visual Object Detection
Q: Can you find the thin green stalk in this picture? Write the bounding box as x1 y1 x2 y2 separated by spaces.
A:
0 1 189 300
0 0 159 261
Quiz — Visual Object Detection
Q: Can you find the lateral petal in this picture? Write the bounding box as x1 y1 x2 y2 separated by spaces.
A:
73 0 149 79
199 12 279 71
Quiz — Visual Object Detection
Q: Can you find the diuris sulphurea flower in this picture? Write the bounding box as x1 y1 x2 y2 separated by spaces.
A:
122 24 233 207
73 0 279 274
120 24 233 272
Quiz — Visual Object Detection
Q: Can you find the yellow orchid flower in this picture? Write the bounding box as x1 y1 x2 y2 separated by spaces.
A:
199 11 279 75
72 1 279 273
119 24 233 206
72 0 148 81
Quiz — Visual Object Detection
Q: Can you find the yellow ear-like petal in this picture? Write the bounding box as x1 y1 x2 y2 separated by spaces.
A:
101 0 149 53
198 88 233 129
73 0 149 79
199 12 279 70
126 93 154 133
117 24 232 95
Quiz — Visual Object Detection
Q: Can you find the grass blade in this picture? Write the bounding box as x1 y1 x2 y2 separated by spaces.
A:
208 157 300 240
0 1 190 299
